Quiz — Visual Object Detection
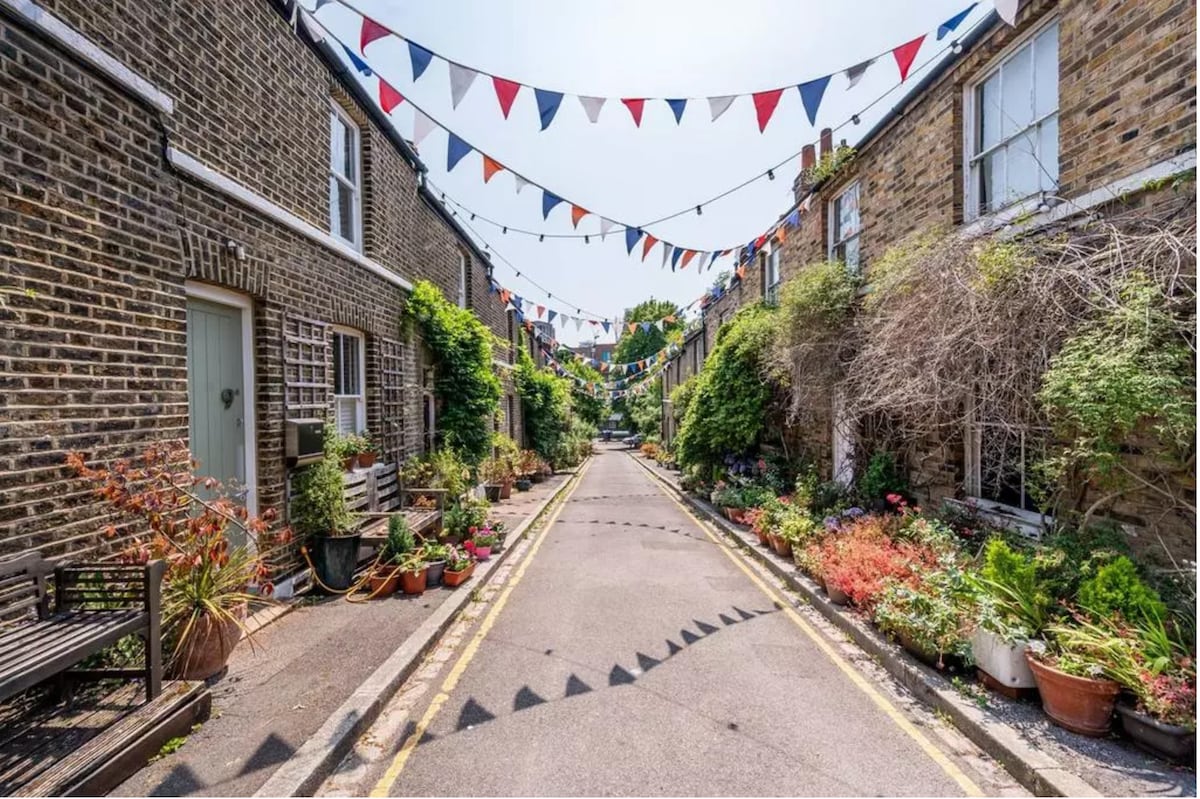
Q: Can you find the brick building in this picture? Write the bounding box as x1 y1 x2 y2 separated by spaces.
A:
0 0 525 579
662 0 1196 560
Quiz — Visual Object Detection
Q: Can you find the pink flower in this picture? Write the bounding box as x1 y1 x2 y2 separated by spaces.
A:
886 493 903 506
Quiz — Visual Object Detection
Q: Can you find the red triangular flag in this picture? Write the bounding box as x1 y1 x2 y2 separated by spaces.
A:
571 206 589 229
752 88 784 133
680 250 697 269
379 79 404 114
641 233 658 260
492 77 521 119
754 234 767 249
482 156 504 183
499 289 511 306
360 17 389 52
892 35 925 82
536 305 545 319
622 98 646 127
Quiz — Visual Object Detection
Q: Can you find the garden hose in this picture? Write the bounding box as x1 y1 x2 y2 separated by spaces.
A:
299 546 397 602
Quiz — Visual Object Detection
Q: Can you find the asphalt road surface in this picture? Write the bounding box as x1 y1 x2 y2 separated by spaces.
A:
346 446 1020 797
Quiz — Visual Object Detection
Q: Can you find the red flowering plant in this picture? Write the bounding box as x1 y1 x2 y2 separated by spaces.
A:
67 445 288 666
817 515 938 612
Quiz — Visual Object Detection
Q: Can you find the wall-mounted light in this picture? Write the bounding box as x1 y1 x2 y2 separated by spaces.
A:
225 239 246 261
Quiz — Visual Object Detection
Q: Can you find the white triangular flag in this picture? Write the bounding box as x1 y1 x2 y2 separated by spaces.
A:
995 0 1019 25
579 96 606 123
708 95 736 121
655 320 664 331
599 218 615 240
574 317 583 332
448 63 478 108
413 109 436 148
661 243 673 269
514 175 530 194
298 9 325 42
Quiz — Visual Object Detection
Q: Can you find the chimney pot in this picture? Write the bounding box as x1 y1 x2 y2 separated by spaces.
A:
819 128 833 158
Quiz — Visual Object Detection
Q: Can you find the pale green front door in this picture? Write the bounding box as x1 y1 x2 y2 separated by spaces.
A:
187 297 249 546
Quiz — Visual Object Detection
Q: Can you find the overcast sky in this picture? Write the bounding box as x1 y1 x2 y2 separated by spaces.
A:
309 0 991 345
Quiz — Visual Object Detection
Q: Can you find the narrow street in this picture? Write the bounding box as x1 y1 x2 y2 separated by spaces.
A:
341 447 1017 797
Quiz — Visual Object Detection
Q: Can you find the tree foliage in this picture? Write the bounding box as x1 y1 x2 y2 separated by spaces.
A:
555 347 607 428
515 346 571 463
405 280 501 465
613 298 682 364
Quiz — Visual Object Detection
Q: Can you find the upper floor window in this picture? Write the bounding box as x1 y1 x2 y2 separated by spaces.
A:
329 104 362 248
332 328 365 435
457 252 469 308
764 247 782 304
968 20 1059 218
828 182 861 274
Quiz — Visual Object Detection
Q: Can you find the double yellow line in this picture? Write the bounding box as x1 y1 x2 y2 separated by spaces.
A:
369 458 592 797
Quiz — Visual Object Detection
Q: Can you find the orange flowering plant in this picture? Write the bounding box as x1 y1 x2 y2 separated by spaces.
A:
67 444 289 666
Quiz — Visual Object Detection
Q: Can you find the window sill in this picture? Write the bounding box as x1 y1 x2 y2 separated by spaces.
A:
961 194 1048 237
951 497 1052 539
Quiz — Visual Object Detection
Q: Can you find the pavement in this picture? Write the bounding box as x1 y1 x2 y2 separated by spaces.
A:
110 472 571 798
328 445 1025 797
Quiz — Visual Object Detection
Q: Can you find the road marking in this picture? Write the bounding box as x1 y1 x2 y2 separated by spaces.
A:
369 458 592 797
638 458 985 798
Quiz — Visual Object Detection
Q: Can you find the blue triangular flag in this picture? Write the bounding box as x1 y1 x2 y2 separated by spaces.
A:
542 190 565 220
625 227 642 255
548 310 557 323
601 320 611 334
343 45 372 76
785 208 801 227
798 75 831 126
666 98 687 124
446 133 472 171
745 240 757 262
670 247 683 271
535 89 564 131
514 309 525 323
640 322 652 333
937 3 977 40
408 41 433 81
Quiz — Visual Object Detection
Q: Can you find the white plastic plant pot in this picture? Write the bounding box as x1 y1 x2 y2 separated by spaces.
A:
971 627 1037 688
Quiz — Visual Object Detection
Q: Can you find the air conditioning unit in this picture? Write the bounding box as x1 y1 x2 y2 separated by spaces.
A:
286 418 325 466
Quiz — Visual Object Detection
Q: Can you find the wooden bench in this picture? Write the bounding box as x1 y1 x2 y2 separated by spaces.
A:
343 463 444 543
0 555 165 704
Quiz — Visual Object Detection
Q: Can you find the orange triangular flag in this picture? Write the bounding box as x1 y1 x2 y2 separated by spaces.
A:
664 314 677 324
499 289 511 306
627 322 638 334
775 226 787 244
536 305 545 319
483 156 504 183
642 234 658 261
736 264 746 281
680 250 698 269
571 205 589 229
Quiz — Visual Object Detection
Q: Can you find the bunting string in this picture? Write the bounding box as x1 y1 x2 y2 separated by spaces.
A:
312 0 988 133
298 8 989 270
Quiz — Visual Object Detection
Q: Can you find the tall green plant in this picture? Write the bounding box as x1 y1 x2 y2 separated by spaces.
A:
406 280 502 465
515 346 571 463
291 456 356 537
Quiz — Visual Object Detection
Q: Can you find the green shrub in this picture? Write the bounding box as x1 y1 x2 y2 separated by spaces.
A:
1078 556 1167 624
383 515 415 563
857 451 906 503
290 456 355 537
973 538 1052 640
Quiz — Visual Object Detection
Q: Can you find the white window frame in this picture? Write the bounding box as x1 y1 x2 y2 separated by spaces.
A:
828 181 861 274
764 246 782 304
831 388 854 488
329 103 363 250
332 326 366 436
457 252 469 309
963 17 1060 222
963 414 1053 535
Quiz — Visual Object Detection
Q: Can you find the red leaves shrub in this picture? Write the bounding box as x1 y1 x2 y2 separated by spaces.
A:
814 516 937 612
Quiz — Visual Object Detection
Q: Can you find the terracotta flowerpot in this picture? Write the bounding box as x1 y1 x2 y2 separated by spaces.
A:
474 545 492 561
770 534 793 558
341 455 357 471
499 479 513 500
826 583 850 606
1115 703 1196 764
368 567 399 598
171 613 242 681
358 452 377 468
443 562 476 587
1026 652 1120 736
400 567 428 595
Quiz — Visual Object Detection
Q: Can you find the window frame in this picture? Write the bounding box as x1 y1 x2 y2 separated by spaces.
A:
827 180 862 274
329 102 363 250
331 326 366 436
457 251 469 309
963 416 1054 533
963 17 1060 222
764 246 782 305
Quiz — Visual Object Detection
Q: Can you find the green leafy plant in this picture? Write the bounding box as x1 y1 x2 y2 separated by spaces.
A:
406 280 502 465
400 449 471 500
421 542 450 564
875 558 974 665
383 515 415 564
801 144 856 187
856 451 906 504
970 538 1052 642
290 455 357 537
515 346 572 464
1077 556 1167 625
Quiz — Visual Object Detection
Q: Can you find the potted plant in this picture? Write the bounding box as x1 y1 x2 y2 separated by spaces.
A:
356 431 380 469
517 450 540 481
469 527 499 561
291 454 361 592
398 551 429 595
875 560 973 671
325 430 356 471
489 520 508 553
493 434 520 499
514 476 532 492
480 457 508 503
442 545 476 587
67 446 280 681
422 542 450 587
968 540 1047 696
370 514 415 597
1026 626 1122 737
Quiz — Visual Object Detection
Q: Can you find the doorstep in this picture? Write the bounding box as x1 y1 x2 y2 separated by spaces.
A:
110 467 581 798
628 454 1196 799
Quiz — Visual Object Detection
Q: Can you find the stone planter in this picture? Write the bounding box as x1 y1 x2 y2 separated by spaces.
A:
484 484 502 502
424 560 446 587
826 583 850 606
1116 703 1196 764
1026 652 1120 736
515 479 532 492
972 628 1036 695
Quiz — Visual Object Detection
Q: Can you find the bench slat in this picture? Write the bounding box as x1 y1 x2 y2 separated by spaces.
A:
0 614 146 703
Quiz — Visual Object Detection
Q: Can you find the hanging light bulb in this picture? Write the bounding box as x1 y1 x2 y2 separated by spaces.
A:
584 235 590 243
851 114 861 125
951 40 963 54
502 226 507 234
696 205 703 216
767 169 775 180
470 213 476 220
539 234 545 242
